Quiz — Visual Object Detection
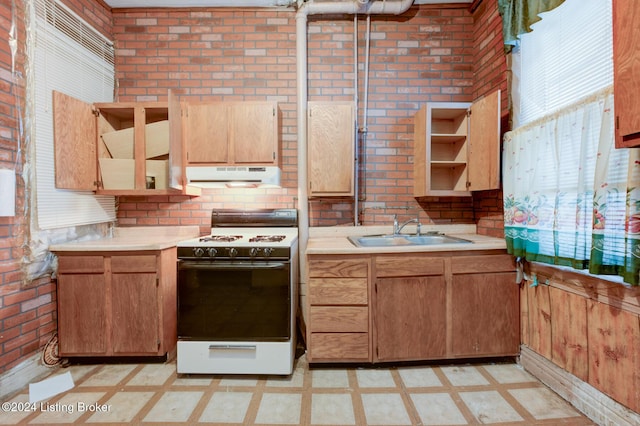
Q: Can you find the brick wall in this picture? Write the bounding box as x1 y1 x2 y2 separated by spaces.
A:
0 0 112 375
114 4 482 229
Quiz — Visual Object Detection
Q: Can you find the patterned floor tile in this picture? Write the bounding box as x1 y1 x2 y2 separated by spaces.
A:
199 391 253 424
361 393 412 425
311 394 356 425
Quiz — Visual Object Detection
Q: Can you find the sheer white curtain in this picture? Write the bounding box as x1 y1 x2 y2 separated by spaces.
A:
503 89 639 284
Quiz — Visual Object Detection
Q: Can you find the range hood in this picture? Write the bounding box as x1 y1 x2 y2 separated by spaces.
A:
186 166 282 188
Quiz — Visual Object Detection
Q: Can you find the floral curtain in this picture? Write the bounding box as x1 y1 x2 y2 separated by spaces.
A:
498 0 566 52
503 88 640 285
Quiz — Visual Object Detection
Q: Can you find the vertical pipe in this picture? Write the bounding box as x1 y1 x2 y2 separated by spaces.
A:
296 12 309 320
353 15 360 226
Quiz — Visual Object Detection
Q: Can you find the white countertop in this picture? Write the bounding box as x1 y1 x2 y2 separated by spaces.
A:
306 224 507 255
49 226 201 252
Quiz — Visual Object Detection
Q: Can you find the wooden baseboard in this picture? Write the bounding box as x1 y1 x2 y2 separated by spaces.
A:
520 346 640 425
0 353 54 401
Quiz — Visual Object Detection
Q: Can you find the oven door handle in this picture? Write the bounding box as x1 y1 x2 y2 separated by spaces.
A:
178 261 288 270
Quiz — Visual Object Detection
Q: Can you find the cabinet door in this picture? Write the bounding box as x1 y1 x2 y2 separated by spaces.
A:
111 255 160 354
307 102 355 196
613 1 640 148
232 102 278 164
184 102 229 164
57 273 107 355
52 91 97 191
375 276 447 361
468 90 500 191
451 271 519 357
111 272 159 354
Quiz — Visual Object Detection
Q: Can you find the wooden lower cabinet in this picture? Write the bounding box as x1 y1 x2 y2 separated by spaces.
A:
307 256 370 362
55 249 177 357
376 275 447 361
306 251 518 363
450 255 520 357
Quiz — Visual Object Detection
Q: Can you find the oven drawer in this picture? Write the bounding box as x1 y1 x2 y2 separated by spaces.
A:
177 340 294 375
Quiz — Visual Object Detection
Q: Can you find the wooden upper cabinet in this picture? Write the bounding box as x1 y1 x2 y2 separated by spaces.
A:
52 90 199 196
613 1 640 148
414 90 501 197
307 101 355 197
184 101 279 166
184 102 229 164
232 102 279 164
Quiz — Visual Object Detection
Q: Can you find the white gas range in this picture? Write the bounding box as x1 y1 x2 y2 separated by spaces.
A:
175 209 298 375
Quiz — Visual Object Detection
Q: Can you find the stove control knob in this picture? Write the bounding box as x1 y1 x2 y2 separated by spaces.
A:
263 247 274 257
249 247 260 257
193 247 205 257
206 248 218 257
228 247 238 258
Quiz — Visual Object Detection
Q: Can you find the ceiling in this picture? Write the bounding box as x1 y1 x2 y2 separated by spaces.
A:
102 0 472 9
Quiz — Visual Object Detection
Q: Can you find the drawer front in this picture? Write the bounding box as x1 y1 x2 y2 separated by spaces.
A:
111 255 157 273
451 254 514 274
308 258 368 278
375 255 444 277
309 306 368 332
57 256 104 273
309 278 368 305
309 333 369 361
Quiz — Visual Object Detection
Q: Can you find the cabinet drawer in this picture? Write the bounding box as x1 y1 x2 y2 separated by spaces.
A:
308 258 368 278
309 306 368 332
375 256 444 277
450 254 515 274
111 255 157 273
309 278 368 305
309 333 369 360
57 256 104 273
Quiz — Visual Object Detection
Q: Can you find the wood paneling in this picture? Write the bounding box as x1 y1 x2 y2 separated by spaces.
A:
549 287 588 381
588 300 640 412
526 282 552 359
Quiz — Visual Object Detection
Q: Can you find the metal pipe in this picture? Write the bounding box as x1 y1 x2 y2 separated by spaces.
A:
353 14 360 226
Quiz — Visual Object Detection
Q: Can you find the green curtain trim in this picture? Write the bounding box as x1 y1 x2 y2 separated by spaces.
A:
498 0 566 52
506 231 640 286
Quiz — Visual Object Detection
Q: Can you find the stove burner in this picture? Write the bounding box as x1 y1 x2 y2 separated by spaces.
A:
199 235 243 243
249 235 286 243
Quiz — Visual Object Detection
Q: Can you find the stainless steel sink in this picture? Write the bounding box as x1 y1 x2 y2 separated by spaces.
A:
347 233 473 247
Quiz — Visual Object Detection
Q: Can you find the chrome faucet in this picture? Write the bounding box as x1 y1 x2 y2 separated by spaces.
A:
393 214 422 235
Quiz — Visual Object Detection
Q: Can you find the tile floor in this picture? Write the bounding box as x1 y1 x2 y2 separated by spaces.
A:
1 353 596 425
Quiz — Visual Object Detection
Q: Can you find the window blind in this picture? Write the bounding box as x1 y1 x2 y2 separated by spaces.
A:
33 0 116 229
514 0 613 127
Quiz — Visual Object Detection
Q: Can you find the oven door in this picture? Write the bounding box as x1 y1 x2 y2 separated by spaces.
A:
177 260 291 342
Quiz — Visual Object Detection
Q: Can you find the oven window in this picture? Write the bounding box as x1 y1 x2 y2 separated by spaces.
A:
177 262 291 341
